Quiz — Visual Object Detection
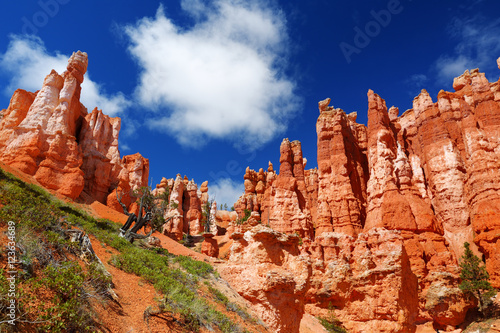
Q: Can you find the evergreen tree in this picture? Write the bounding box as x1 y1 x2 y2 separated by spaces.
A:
459 242 495 315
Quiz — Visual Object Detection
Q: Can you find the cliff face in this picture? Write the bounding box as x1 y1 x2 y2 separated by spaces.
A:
0 52 148 209
227 63 500 332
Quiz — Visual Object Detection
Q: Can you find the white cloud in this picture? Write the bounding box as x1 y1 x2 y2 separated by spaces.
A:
405 74 428 97
435 17 500 84
408 74 428 86
0 35 67 91
123 1 300 149
0 35 130 116
80 75 130 116
120 142 131 151
208 178 244 208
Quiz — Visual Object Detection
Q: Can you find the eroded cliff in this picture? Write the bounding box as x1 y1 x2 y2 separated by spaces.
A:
226 61 500 332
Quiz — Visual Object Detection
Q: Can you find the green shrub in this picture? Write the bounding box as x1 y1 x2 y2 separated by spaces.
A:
173 255 214 278
241 209 251 223
43 262 84 300
30 262 97 332
320 303 348 333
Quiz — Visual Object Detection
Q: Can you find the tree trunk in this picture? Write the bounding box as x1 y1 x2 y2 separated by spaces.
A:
477 290 484 316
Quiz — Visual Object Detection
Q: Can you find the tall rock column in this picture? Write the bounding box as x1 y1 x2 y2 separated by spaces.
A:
162 174 185 240
412 89 471 260
267 138 314 238
0 51 89 199
106 152 149 214
183 179 203 235
79 108 122 203
315 98 368 237
364 90 441 234
448 68 500 287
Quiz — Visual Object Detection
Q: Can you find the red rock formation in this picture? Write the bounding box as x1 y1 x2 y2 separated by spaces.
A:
315 99 368 237
306 228 419 333
0 52 88 199
183 179 203 235
0 89 36 132
161 174 185 240
106 153 150 214
80 108 122 203
154 174 210 240
234 166 268 218
201 234 219 257
266 139 314 237
0 52 149 207
221 226 421 333
218 225 311 333
215 210 238 230
364 89 441 234
233 139 315 239
227 62 500 332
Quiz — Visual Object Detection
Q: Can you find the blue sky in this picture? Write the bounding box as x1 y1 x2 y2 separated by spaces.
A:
1 0 500 207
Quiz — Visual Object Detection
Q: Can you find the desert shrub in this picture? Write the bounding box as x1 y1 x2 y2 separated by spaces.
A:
84 262 113 299
30 262 97 332
173 255 214 278
320 303 348 333
242 209 251 222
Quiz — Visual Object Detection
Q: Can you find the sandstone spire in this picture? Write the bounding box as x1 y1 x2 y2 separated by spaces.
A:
0 51 149 204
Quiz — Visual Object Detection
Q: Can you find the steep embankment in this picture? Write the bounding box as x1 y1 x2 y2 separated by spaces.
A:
0 166 268 333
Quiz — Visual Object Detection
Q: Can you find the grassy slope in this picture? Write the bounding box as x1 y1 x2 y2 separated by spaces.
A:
0 166 267 333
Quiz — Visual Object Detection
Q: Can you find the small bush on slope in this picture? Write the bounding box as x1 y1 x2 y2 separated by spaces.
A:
319 303 349 333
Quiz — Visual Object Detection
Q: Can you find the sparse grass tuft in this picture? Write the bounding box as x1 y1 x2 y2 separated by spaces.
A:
319 303 349 333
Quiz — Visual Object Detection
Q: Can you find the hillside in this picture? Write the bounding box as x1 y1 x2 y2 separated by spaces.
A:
0 165 268 332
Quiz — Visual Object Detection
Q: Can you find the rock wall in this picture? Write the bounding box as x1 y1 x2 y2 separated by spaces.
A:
234 140 315 238
226 63 500 332
152 175 209 240
0 52 148 209
218 225 311 333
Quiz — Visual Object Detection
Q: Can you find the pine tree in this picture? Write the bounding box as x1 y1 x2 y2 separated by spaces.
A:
459 242 495 315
